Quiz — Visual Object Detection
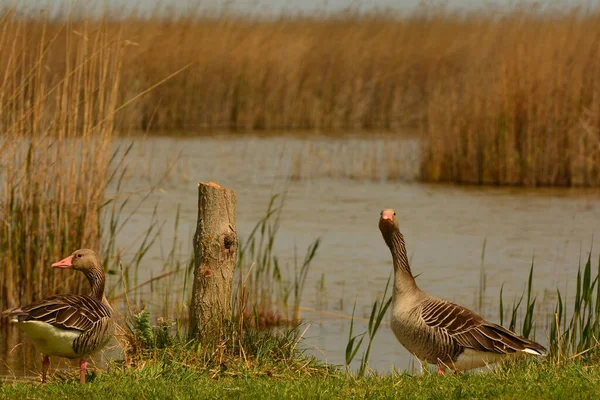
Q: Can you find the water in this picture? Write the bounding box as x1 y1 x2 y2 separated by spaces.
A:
2 134 600 379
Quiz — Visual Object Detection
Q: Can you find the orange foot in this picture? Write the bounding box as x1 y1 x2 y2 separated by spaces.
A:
436 367 445 375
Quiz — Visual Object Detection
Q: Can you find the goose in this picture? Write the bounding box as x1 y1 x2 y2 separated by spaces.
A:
2 249 114 384
378 209 546 374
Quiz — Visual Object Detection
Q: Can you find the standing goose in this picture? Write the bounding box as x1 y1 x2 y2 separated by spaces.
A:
378 209 546 373
2 249 114 384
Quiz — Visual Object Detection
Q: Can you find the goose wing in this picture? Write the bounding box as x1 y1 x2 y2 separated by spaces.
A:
419 297 546 355
4 294 111 332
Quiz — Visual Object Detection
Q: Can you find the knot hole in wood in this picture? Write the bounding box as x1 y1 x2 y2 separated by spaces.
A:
223 232 235 251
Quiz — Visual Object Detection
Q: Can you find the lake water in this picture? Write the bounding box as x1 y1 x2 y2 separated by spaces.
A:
2 134 600 379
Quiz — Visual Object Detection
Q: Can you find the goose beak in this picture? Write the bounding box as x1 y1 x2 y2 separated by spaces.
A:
52 255 74 268
381 210 394 221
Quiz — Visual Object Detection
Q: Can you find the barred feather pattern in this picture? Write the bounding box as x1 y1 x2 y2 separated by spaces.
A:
83 267 106 303
381 222 412 275
414 297 546 366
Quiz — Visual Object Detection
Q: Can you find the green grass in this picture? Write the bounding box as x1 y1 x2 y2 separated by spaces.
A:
1 360 599 399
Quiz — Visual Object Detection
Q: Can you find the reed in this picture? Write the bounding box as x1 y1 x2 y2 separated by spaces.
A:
4 4 598 185
550 253 600 361
497 251 600 362
345 274 392 377
0 6 538 134
0 6 423 133
235 193 321 327
109 12 422 133
0 13 127 311
498 262 537 340
288 136 420 182
420 7 600 186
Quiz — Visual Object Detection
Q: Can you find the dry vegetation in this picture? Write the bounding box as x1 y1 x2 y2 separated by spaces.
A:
289 136 420 182
421 7 600 186
1 4 599 311
1 5 597 185
0 15 124 310
0 5 446 133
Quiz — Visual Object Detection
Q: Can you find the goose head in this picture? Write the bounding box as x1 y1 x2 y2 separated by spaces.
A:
378 208 399 237
52 249 101 272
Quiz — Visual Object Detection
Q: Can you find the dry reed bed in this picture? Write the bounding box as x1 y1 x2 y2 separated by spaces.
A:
421 8 600 186
289 136 420 182
0 16 124 310
5 9 443 132
3 7 599 185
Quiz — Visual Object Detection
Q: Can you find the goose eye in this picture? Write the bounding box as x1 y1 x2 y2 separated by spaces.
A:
393 212 396 216
76 254 83 258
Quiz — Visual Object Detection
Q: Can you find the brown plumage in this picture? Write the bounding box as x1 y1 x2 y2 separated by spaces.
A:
378 209 546 373
2 249 114 384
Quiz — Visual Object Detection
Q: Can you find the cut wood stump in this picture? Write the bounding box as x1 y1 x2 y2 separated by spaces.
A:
189 182 237 340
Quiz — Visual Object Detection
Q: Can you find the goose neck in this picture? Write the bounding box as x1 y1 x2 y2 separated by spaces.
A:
83 266 106 302
385 229 418 295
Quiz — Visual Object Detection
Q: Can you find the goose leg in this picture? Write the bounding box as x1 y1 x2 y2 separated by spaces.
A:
436 366 445 375
41 355 50 383
79 359 88 384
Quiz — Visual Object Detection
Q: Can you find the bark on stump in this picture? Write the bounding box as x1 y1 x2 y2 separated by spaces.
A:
189 182 237 340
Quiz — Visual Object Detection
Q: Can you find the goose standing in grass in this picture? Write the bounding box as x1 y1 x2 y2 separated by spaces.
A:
378 209 546 374
2 249 114 384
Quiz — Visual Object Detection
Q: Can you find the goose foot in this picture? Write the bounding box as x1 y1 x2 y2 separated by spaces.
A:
79 359 88 384
436 367 445 375
41 355 50 384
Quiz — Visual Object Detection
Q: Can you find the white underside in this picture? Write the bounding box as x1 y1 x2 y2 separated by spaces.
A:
451 348 525 371
12 320 81 358
522 348 544 356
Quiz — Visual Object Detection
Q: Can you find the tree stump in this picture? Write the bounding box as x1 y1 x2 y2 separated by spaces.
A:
189 182 237 340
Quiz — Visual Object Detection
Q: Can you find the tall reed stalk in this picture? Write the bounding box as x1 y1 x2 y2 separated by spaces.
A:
0 14 126 310
498 261 537 340
498 251 600 361
235 194 320 326
345 274 393 376
550 253 600 361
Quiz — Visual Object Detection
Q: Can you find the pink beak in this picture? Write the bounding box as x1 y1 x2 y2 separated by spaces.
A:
52 255 73 268
381 210 394 221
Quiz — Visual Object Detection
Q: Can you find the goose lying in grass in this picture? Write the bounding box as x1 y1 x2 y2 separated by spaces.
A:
2 249 114 384
378 209 546 373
